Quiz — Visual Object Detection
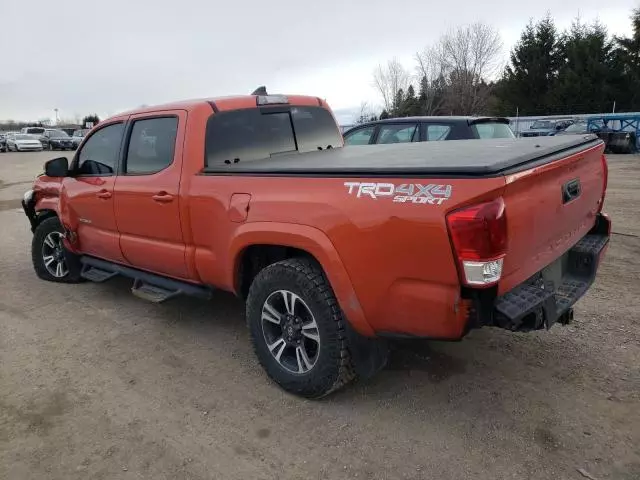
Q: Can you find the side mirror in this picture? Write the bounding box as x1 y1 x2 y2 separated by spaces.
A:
44 157 69 177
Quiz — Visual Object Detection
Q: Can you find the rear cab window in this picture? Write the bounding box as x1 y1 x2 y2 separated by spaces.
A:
205 106 341 168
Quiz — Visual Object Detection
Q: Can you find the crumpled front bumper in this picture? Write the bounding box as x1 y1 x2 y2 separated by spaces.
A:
22 190 38 232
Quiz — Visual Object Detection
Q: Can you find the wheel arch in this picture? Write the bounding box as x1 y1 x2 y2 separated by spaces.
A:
229 222 374 336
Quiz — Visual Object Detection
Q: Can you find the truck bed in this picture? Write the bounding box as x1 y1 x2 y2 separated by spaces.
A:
204 135 602 176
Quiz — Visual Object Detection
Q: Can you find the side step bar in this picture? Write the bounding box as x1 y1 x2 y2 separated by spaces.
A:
80 256 213 303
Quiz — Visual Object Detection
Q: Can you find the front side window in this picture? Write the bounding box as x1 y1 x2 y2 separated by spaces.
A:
344 126 375 146
125 117 178 174
376 123 418 144
77 123 124 175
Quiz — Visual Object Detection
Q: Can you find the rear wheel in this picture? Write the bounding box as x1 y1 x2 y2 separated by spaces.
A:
246 258 356 398
32 217 83 283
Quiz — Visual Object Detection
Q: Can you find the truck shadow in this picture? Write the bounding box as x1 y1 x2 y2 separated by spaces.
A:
94 277 601 418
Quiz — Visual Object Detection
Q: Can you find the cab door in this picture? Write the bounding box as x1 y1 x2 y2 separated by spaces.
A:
113 111 188 279
59 120 127 263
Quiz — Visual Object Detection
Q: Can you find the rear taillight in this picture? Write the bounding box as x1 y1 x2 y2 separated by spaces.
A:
446 197 507 287
599 154 608 212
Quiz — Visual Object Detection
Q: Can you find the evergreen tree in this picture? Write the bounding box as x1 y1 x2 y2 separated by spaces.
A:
613 8 640 110
81 114 100 127
495 15 562 115
551 20 618 113
400 85 421 116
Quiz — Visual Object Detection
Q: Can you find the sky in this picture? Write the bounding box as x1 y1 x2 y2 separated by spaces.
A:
0 0 637 125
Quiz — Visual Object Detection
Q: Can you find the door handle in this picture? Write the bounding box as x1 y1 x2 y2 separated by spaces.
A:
152 192 174 203
96 190 112 199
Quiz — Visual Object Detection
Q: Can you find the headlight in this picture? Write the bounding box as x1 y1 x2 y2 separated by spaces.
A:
23 189 34 203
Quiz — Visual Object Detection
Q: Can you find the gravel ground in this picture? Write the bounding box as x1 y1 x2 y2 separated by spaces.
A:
0 151 638 480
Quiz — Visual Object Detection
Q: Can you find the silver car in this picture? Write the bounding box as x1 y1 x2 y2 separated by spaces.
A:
6 133 44 152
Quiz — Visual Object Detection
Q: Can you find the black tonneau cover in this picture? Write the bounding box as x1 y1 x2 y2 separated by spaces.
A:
203 135 602 177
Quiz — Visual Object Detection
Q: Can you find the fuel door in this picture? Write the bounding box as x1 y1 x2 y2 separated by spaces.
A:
228 193 252 223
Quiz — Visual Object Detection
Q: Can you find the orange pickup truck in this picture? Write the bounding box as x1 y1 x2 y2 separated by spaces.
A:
22 92 610 398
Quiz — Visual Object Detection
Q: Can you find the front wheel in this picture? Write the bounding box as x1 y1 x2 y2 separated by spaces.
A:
246 258 356 398
32 217 83 283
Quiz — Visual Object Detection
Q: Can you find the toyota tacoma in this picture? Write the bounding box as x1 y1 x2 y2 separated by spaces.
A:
22 92 610 398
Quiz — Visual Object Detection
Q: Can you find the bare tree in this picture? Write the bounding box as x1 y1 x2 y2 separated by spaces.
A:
437 23 502 114
372 58 410 114
355 101 377 124
415 46 447 115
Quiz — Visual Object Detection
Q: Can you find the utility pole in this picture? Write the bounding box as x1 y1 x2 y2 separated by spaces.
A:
54 108 59 124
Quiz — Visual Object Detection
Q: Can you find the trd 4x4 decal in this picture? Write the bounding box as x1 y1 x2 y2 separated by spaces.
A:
344 182 453 205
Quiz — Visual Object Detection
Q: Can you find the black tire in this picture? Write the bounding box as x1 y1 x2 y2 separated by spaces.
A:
246 258 356 398
32 216 83 283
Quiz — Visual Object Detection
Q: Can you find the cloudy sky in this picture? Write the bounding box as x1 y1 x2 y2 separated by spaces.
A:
0 0 636 124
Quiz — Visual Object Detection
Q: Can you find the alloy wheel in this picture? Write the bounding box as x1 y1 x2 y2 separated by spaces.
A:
41 231 68 278
261 290 321 374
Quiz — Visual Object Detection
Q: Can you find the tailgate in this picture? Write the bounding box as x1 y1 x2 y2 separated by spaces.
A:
499 141 606 294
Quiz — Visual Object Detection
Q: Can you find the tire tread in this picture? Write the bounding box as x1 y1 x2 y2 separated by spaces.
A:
246 257 356 398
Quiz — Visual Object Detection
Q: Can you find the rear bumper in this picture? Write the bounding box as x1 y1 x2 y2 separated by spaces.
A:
468 213 610 332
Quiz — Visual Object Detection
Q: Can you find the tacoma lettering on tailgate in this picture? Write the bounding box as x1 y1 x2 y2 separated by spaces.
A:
344 182 453 205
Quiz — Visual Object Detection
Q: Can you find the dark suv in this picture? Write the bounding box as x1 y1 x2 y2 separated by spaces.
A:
40 129 74 150
343 116 514 146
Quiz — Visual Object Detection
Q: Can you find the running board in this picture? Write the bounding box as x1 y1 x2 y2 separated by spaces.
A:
81 264 118 283
131 279 181 303
80 256 213 302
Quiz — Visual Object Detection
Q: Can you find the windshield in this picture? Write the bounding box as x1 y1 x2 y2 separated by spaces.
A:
74 129 89 137
48 130 70 138
26 128 45 134
16 134 33 140
531 120 554 129
473 122 515 139
563 122 587 133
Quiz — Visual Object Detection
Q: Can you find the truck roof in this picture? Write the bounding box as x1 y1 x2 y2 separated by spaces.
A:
118 94 326 116
205 135 602 177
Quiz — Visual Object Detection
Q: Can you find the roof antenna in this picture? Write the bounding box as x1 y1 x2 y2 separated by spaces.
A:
251 86 267 95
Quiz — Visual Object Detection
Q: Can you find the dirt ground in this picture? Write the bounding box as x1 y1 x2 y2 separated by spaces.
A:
0 151 638 480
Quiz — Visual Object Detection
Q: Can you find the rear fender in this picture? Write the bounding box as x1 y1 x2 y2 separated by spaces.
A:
228 222 374 336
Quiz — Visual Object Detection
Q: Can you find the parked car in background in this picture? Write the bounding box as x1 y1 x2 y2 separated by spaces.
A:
521 119 574 137
343 117 514 146
555 121 598 136
21 127 46 136
40 129 74 150
6 133 44 152
1 131 20 152
71 129 90 149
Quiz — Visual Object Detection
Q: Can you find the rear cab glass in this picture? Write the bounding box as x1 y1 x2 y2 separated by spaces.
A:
205 106 341 168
